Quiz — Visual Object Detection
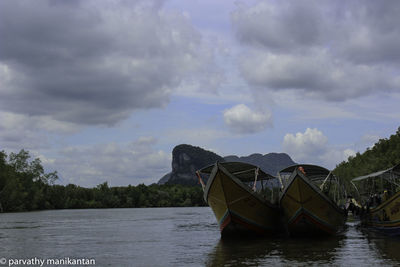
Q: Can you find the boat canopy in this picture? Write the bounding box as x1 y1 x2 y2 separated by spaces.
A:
279 164 330 177
352 164 400 182
198 161 275 182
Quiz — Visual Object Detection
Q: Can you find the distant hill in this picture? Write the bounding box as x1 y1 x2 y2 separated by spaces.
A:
334 127 400 180
161 144 224 186
158 144 296 186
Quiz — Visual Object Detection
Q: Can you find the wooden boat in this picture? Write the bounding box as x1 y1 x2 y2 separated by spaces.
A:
197 162 281 238
278 164 347 236
352 164 400 235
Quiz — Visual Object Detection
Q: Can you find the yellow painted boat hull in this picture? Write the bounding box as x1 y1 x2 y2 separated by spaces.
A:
362 191 400 235
204 163 281 237
280 170 346 236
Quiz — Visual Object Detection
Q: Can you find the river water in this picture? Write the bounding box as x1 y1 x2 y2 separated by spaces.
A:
1 207 400 266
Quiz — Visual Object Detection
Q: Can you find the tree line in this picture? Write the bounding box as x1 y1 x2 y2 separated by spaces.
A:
0 150 206 213
334 127 400 181
4 127 399 212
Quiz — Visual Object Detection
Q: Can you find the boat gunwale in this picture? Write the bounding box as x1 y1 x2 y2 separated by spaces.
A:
366 219 400 227
368 190 400 213
203 162 219 203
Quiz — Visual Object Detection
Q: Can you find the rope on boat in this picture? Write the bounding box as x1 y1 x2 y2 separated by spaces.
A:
252 167 259 192
277 173 284 190
196 171 206 190
320 171 332 191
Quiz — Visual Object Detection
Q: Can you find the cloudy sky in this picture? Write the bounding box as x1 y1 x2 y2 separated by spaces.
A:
1 0 399 186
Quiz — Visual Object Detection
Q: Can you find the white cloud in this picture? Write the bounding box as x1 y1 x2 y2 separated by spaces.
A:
0 111 80 151
352 133 381 153
45 138 171 187
283 128 328 162
360 134 381 147
344 149 357 159
283 128 355 168
223 104 272 134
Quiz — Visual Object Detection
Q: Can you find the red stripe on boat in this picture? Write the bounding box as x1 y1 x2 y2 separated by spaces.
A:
231 214 269 235
291 212 335 235
219 214 232 231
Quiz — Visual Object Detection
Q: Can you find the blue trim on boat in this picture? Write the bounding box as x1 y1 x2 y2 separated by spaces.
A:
218 210 230 226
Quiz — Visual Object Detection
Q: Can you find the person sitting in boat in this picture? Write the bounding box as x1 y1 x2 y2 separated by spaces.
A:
346 196 361 216
298 166 306 175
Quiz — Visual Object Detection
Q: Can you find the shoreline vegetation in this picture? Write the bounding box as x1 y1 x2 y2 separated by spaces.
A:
333 127 400 182
1 127 399 213
0 150 205 213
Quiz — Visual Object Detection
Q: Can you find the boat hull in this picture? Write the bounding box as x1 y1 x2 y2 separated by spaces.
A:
362 191 400 236
280 170 346 236
204 164 281 238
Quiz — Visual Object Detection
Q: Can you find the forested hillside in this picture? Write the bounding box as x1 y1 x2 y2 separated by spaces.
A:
0 150 205 213
334 127 400 181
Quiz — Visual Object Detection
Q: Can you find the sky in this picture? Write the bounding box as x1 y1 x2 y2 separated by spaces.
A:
1 0 400 187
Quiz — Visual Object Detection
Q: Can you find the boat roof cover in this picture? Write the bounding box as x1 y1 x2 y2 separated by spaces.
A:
198 161 275 182
352 163 400 182
279 164 330 177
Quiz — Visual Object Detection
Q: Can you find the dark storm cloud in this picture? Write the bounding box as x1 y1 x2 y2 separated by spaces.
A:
0 0 203 125
232 1 323 52
231 0 400 101
336 0 400 64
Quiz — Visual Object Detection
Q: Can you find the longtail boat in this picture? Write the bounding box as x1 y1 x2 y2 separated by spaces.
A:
278 164 347 236
197 162 282 238
352 163 400 235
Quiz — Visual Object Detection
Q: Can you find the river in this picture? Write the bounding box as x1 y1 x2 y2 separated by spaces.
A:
1 207 400 266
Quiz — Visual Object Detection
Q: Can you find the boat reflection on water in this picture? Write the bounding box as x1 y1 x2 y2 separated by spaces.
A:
205 234 344 266
277 235 344 265
361 228 400 263
205 237 280 267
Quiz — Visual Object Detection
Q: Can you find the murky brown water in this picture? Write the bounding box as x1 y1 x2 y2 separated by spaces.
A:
0 208 399 266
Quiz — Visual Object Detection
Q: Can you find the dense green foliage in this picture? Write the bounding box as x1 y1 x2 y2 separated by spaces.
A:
334 127 400 181
0 150 205 212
